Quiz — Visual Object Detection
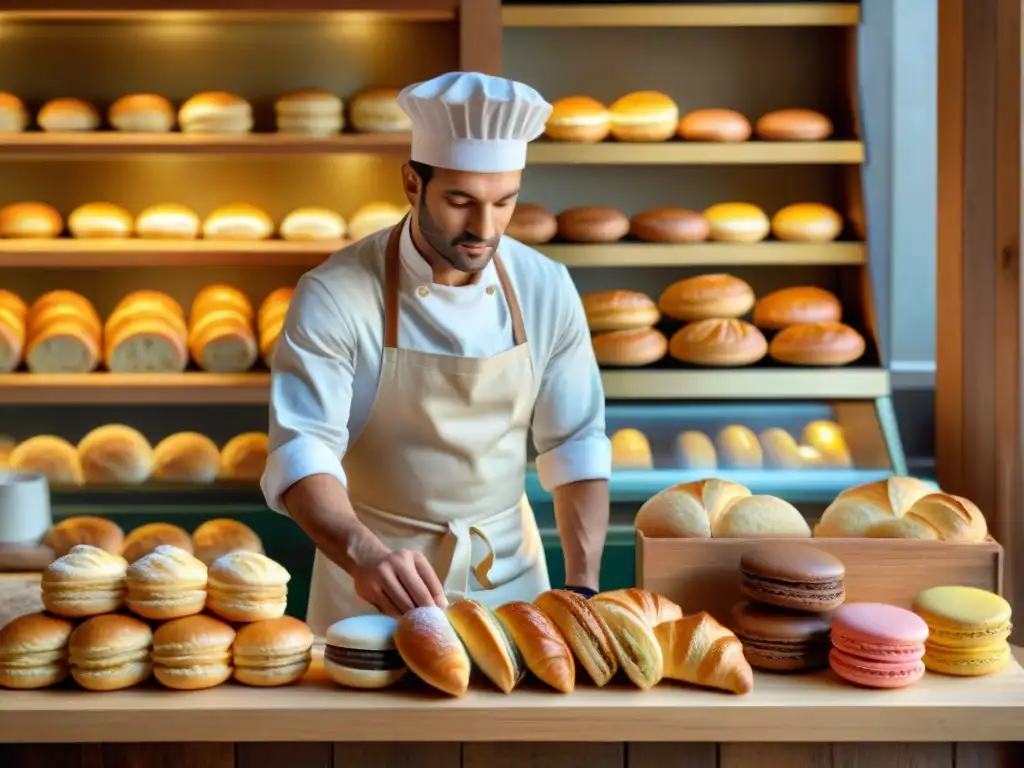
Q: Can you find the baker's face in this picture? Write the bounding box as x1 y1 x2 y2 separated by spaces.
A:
403 164 522 274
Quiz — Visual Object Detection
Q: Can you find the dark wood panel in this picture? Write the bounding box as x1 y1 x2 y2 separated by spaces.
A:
236 743 333 768
87 744 235 768
0 744 84 768
718 744 832 768
463 743 622 768
332 742 460 767
832 743 953 768
627 743 718 768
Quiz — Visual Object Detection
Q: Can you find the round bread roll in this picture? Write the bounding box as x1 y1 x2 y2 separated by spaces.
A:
0 307 24 373
609 91 679 142
121 524 194 563
545 96 611 142
759 428 804 469
658 274 755 322
68 614 153 691
753 286 842 330
771 203 843 242
801 420 853 468
178 91 253 134
557 206 629 243
0 202 63 239
0 612 74 690
125 545 207 621
755 109 834 141
274 89 343 136
279 207 347 242
192 518 263 566
675 431 717 470
348 201 407 241
629 207 709 244
592 327 667 367
152 614 235 691
206 551 289 622
677 109 752 142
202 203 273 241
188 309 258 373
768 322 866 366
190 283 253 324
8 436 83 485
0 92 29 133
258 287 293 332
611 428 653 469
44 516 125 558
38 98 99 132
68 202 134 239
703 203 770 244
77 424 154 485
348 88 411 133
25 322 100 374
716 425 764 469
135 203 200 239
153 432 221 483
109 93 175 132
220 432 269 481
505 204 557 244
324 615 406 690
668 319 768 367
583 290 659 332
233 616 314 687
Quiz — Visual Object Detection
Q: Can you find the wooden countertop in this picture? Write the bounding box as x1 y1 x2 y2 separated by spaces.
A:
1 651 1022 744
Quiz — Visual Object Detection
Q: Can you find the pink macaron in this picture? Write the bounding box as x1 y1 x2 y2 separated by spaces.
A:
829 602 929 689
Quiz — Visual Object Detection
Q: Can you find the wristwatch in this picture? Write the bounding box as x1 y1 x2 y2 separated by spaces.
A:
563 585 597 599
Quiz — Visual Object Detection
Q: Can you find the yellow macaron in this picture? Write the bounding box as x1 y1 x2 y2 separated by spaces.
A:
913 586 1012 648
922 639 1012 677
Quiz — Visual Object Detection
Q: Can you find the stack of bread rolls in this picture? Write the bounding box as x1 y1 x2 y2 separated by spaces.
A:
188 284 257 373
24 290 102 373
0 289 27 373
104 290 189 373
584 290 667 368
752 285 866 367
257 287 292 367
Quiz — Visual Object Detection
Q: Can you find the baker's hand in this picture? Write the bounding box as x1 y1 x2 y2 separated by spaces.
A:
352 548 448 617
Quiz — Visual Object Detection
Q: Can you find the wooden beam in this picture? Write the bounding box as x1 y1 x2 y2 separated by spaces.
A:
458 0 501 74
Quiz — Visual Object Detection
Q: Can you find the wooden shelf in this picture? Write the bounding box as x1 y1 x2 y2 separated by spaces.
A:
0 239 343 269
503 3 861 28
0 373 270 405
539 242 866 267
527 141 864 165
0 0 456 20
0 132 411 158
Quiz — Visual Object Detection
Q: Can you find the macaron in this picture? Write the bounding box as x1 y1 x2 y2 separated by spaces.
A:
324 615 407 690
738 543 845 612
913 586 1013 676
730 600 832 672
829 602 928 689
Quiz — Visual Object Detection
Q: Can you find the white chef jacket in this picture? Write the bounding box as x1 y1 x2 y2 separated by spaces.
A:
261 219 612 513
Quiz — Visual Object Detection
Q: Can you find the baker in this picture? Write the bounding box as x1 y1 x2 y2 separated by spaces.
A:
261 72 611 636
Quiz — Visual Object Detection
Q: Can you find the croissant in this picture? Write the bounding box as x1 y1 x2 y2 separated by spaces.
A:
591 600 663 690
654 612 754 695
590 588 682 628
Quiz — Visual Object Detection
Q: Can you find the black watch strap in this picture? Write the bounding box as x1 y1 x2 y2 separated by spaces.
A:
563 585 598 599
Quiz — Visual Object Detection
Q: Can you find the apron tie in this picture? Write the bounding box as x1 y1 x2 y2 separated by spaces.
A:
443 519 497 601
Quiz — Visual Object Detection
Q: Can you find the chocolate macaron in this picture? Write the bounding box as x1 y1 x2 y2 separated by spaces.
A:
324 615 407 690
731 600 832 671
739 543 845 612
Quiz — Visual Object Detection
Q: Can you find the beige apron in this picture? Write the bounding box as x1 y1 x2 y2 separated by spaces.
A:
305 219 550 636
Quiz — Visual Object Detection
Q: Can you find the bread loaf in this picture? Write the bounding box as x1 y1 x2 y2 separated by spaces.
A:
105 295 189 374
38 98 99 132
219 432 268 481
677 109 752 142
348 202 406 241
0 202 63 239
153 432 221 483
755 109 833 141
109 94 175 132
25 291 101 374
658 274 754 322
190 284 253 325
556 206 629 243
752 286 842 330
505 204 558 244
191 518 263 566
275 89 344 136
394 606 471 697
0 302 25 373
189 283 257 373
44 516 124 557
668 319 767 367
655 613 753 694
122 523 194 564
583 290 659 332
179 91 253 134
7 435 83 485
768 322 866 366
759 427 804 469
279 207 346 241
703 203 770 243
771 203 843 243
494 602 575 693
135 204 200 240
629 208 710 243
77 424 154 485
635 479 751 538
68 202 134 239
0 92 28 133
257 288 293 367
545 96 611 143
712 495 811 538
609 91 679 142
202 203 273 241
348 88 411 133
592 328 667 367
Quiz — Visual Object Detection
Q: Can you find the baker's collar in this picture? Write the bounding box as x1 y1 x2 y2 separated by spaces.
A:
399 216 494 287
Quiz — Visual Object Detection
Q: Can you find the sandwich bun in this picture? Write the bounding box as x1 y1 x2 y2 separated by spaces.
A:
324 615 406 690
768 322 866 366
583 290 659 332
771 203 843 242
658 274 755 322
152 614 235 690
125 544 208 620
669 319 768 367
68 614 153 691
0 612 74 690
703 203 770 244
609 91 679 142
206 550 290 622
77 424 154 485
0 202 63 238
279 207 347 242
179 91 253 134
109 93 175 132
545 96 611 142
557 206 629 243
505 204 557 244
42 544 128 618
38 98 99 132
121 522 193 563
202 203 273 241
753 286 842 330
44 515 124 557
153 432 221 484
755 109 834 141
191 518 263 565
8 435 83 485
233 616 314 687
678 109 752 142
0 92 29 132
348 88 411 133
630 207 709 243
68 202 134 239
592 327 668 367
135 203 200 239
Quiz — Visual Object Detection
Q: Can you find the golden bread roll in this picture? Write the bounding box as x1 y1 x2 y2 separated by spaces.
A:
109 93 175 132
590 600 664 690
798 445 826 468
494 601 575 693
592 327 667 367
28 289 100 329
0 612 74 690
556 206 629 243
205 550 289 622
104 295 188 342
712 495 811 538
28 302 102 346
703 202 770 244
752 286 842 330
8 435 83 485
0 92 28 132
582 290 659 332
38 98 99 132
635 479 751 539
135 203 200 239
755 109 834 141
190 283 253 324
42 545 128 619
505 203 557 244
447 598 525 694
865 517 940 540
233 615 313 687
202 203 273 241
545 96 611 142
219 432 269 481
590 588 682 628
814 476 934 537
258 287 294 330
191 518 263 566
153 432 221 483
0 306 24 373
0 290 27 323
0 202 63 238
105 317 189 373
152 614 235 691
114 289 186 321
629 207 709 243
901 493 988 542
25 321 100 373
178 91 253 134
188 309 258 373
44 516 124 558
669 319 767 367
534 589 618 686
771 203 843 243
655 612 753 694
674 430 717 469
768 322 866 366
279 207 347 242
609 91 679 142
716 425 764 469
67 202 134 239
348 88 411 133
68 614 152 691
274 88 343 136
348 201 407 241
259 319 284 367
77 424 154 485
801 420 852 468
657 273 754 322
759 427 804 469
122 524 194 564
394 606 471 697
611 428 654 469
677 108 752 142
126 545 208 620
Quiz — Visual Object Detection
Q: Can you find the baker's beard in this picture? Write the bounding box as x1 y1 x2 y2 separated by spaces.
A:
417 198 498 274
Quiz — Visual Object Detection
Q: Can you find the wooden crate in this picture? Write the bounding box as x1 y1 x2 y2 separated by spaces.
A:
636 534 1003 622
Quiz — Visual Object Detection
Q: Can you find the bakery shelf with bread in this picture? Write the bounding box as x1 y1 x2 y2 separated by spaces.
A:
527 140 863 166
0 1 461 19
502 3 861 29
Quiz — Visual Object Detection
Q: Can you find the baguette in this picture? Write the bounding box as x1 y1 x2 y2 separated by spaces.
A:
654 612 753 695
534 589 617 687
394 606 470 697
590 588 682 628
494 601 575 693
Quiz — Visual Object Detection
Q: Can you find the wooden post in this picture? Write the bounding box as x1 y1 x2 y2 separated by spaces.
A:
458 0 502 74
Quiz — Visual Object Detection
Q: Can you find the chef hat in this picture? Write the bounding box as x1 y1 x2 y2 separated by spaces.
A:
398 71 552 174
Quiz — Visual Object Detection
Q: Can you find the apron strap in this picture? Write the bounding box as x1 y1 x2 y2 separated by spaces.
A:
381 215 529 349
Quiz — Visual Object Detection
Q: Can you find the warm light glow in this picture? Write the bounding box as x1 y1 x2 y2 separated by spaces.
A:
798 446 825 468
325 14 383 44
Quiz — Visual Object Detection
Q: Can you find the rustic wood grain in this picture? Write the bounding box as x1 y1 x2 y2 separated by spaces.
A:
236 743 333 768
832 743 953 768
626 742 718 768
463 742 622 768
333 742 460 767
719 744 832 768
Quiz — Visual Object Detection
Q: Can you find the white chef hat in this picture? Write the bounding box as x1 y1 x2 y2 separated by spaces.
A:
398 71 552 174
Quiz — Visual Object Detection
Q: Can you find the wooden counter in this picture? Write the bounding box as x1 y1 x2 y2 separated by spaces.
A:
1 650 1022 768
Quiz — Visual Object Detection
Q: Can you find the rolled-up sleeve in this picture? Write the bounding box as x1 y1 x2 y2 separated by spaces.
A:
532 268 612 490
261 274 356 514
